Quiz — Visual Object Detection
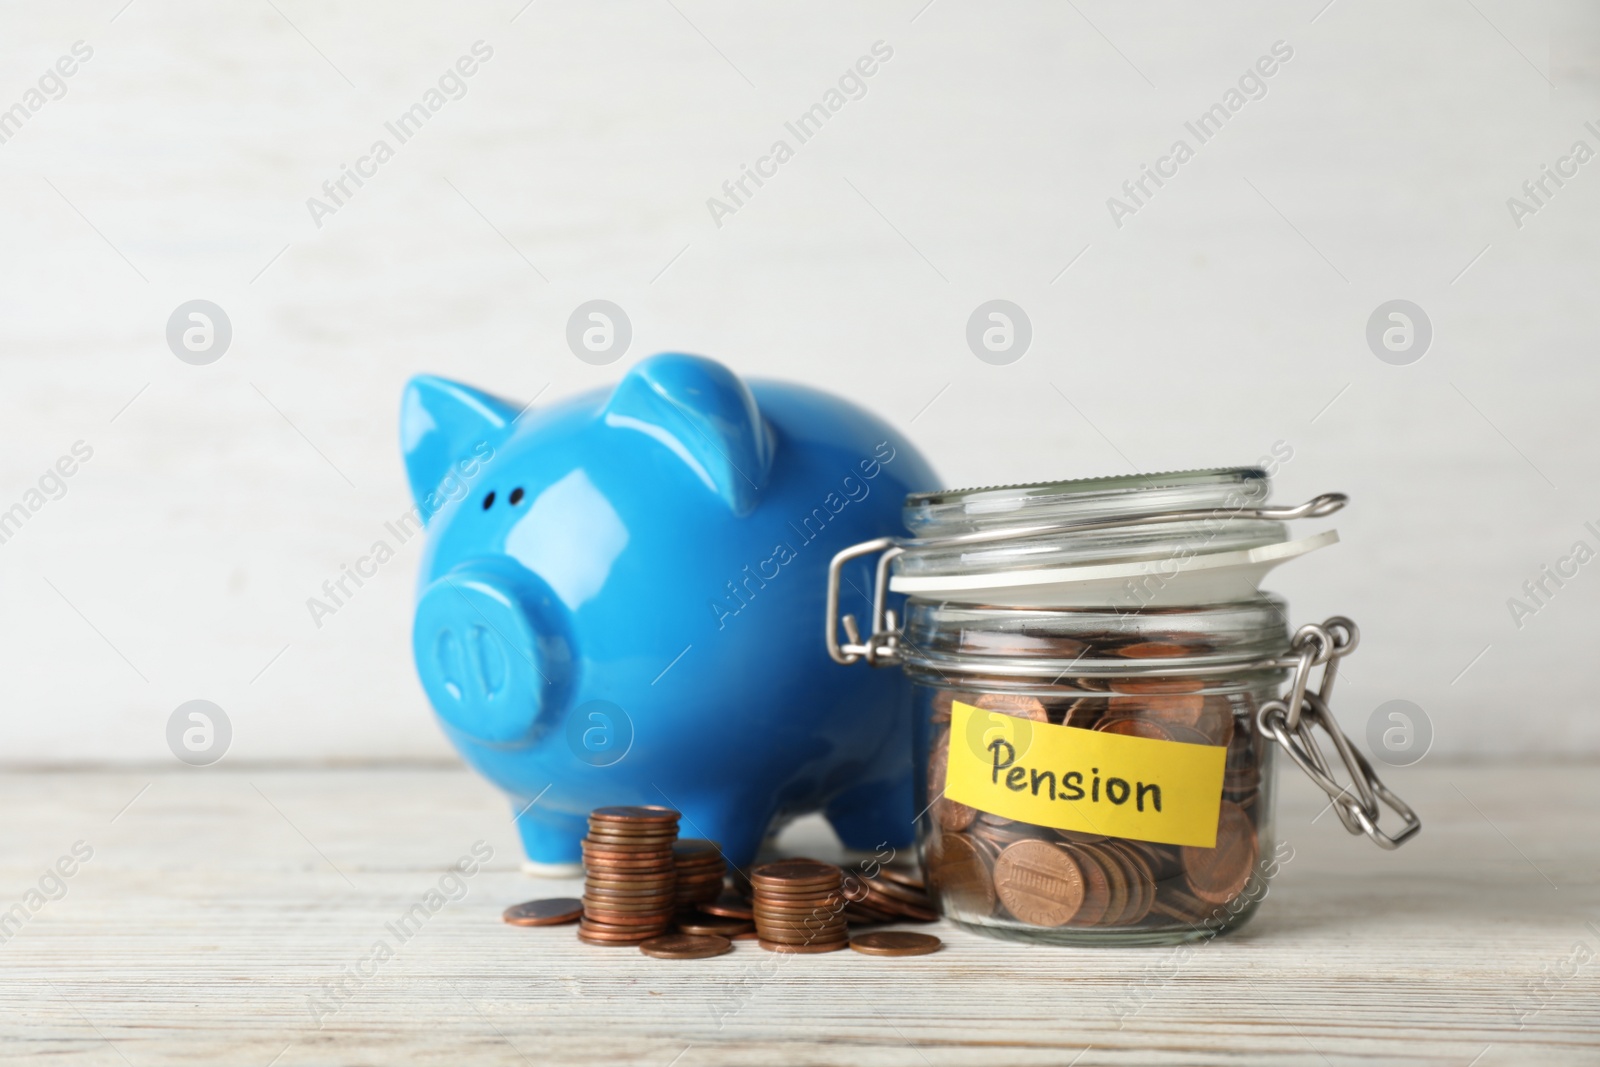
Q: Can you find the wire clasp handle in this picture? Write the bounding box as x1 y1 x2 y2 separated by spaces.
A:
1256 617 1422 850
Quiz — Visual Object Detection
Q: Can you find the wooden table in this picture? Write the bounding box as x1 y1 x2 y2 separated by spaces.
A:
3 761 1596 1065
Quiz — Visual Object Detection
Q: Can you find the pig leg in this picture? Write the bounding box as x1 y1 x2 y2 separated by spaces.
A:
824 771 916 854
511 801 586 873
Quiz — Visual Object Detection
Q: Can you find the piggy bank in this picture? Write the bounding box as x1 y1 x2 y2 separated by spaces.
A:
401 354 938 870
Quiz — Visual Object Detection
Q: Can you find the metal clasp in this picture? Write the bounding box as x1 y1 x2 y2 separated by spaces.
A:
1256 617 1422 850
824 491 1348 670
825 538 904 666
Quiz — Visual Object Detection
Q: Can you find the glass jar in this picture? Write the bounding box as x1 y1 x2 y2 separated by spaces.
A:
826 468 1420 946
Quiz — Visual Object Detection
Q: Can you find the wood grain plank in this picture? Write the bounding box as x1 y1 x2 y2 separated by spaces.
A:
0 762 1595 1065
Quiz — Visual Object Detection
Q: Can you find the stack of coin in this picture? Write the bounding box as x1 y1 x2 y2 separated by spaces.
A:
839 865 938 924
749 860 849 953
672 839 726 910
578 806 680 946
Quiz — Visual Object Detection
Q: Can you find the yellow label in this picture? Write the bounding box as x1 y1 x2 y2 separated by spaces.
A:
943 701 1228 848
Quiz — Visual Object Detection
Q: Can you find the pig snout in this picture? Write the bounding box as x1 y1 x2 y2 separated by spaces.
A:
412 559 572 744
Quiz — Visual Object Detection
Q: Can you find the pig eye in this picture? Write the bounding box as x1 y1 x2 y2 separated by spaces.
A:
509 487 525 505
481 491 495 510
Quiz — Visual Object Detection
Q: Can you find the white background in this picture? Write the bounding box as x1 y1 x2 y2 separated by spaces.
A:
2 0 1597 764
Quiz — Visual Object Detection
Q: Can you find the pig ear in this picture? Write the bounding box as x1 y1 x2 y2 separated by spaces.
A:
400 375 520 511
601 353 775 516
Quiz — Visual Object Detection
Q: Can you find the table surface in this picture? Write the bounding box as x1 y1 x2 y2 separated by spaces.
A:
2 761 1596 1066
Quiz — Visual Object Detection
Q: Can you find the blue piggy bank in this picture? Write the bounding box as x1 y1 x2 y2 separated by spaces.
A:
401 354 938 870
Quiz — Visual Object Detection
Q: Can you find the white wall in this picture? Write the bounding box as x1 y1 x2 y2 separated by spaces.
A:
2 0 1596 764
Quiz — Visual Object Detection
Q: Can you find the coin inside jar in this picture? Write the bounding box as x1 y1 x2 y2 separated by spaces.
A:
993 840 1085 927
1181 800 1258 905
927 734 977 832
927 832 996 917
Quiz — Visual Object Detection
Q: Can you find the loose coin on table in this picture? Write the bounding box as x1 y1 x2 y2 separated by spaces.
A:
640 933 733 959
502 898 584 927
849 931 943 957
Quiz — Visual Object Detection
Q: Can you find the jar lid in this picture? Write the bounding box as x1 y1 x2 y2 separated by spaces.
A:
890 468 1338 608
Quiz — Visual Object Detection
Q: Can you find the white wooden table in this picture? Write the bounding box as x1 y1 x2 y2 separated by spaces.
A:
2 762 1596 1066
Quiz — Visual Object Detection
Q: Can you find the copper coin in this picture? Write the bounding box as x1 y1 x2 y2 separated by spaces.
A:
1108 692 1206 725
993 840 1085 927
861 875 929 906
1061 847 1110 927
1194 697 1236 746
584 883 677 897
848 932 943 957
673 839 722 858
732 929 760 940
1064 699 1107 729
701 893 754 920
579 933 654 946
579 910 674 927
875 866 924 890
1181 801 1258 905
590 805 680 823
927 735 977 832
1096 717 1177 742
1113 842 1155 924
927 833 996 917
753 914 846 931
585 831 678 842
1115 677 1204 695
758 938 849 953
577 922 665 939
579 892 674 908
974 692 1049 721
750 860 841 888
844 902 895 924
758 922 848 938
750 883 845 900
930 688 958 724
640 933 732 959
581 883 677 899
501 898 583 927
582 900 676 916
1095 842 1140 926
676 915 754 937
1080 842 1129 926
581 856 676 870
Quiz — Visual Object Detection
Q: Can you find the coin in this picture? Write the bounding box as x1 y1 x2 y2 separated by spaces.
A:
757 937 848 953
875 866 924 890
1081 842 1128 926
676 915 754 937
1181 801 1258 905
927 734 977 832
927 833 996 917
590 805 680 824
848 931 943 957
1113 842 1155 924
1061 846 1110 927
701 893 754 920
974 692 1050 721
750 860 841 889
993 840 1085 927
502 898 583 927
640 933 733 959
1096 717 1177 742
